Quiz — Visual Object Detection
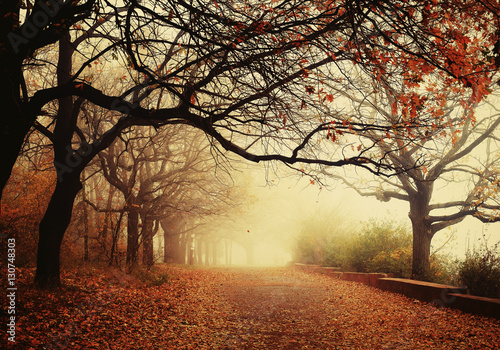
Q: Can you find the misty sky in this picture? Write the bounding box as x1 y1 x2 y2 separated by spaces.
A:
225 161 500 266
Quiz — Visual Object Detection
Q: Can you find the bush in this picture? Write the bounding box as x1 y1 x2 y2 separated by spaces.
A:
294 217 414 276
293 216 455 281
347 220 412 277
293 226 352 267
367 247 413 278
293 209 353 267
293 232 324 265
427 254 456 285
458 246 500 298
292 209 353 268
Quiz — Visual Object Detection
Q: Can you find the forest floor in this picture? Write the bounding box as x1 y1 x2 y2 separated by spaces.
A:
2 264 500 349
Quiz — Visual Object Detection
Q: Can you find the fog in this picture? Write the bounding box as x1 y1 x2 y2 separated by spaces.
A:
219 161 500 267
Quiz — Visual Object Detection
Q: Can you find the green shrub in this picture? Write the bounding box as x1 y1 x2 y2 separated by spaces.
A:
367 247 413 277
293 216 456 282
294 217 413 276
458 247 500 298
347 220 412 277
426 254 456 284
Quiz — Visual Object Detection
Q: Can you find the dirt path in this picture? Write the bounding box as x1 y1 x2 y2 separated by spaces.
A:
10 265 500 349
209 267 499 349
216 268 341 348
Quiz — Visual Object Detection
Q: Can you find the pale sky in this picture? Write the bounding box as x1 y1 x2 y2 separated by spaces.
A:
224 160 500 266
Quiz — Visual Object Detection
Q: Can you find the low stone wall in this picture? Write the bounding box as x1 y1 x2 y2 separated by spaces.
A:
294 263 500 320
317 267 342 277
294 263 321 273
446 293 500 320
342 272 392 287
295 265 392 285
376 278 466 303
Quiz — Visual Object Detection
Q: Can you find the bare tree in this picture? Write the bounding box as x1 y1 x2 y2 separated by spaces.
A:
96 123 238 269
322 75 500 279
1 1 498 287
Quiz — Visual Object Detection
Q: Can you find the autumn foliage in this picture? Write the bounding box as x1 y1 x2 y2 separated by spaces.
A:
0 0 498 288
0 151 55 266
3 265 499 349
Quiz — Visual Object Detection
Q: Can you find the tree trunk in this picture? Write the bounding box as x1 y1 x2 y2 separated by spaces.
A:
109 210 124 266
100 181 114 241
0 4 26 200
163 232 175 263
212 241 217 265
34 34 82 289
411 225 433 280
100 188 114 260
408 187 434 280
35 175 82 288
0 101 27 201
162 222 181 264
142 217 155 267
84 232 89 261
163 230 170 263
179 233 187 264
225 238 232 265
188 236 195 265
81 180 90 261
196 238 203 265
204 239 210 265
126 207 140 269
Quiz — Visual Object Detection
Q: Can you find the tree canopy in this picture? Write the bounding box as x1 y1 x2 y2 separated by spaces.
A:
3 1 498 194
1 0 500 286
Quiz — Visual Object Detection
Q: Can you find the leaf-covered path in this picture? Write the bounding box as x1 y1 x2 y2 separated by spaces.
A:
6 265 500 349
213 268 500 349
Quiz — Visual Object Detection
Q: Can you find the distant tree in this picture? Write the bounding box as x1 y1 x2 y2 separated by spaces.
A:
1 1 498 287
97 124 237 269
69 168 124 266
322 75 500 279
